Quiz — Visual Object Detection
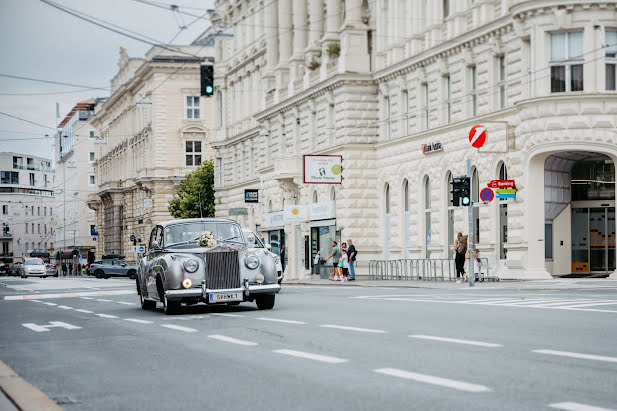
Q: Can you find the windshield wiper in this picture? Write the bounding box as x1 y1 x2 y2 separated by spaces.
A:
166 236 201 248
216 235 244 244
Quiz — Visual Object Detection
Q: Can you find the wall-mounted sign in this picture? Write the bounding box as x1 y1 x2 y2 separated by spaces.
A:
469 125 487 148
310 201 336 220
244 189 259 203
229 208 248 216
144 199 153 208
421 142 443 155
267 211 284 229
487 179 516 189
303 155 343 184
284 205 309 222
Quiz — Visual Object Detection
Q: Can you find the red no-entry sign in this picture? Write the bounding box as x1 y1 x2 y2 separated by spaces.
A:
469 125 486 148
480 187 494 203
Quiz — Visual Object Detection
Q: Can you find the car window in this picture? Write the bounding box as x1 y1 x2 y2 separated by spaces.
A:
164 222 244 247
24 259 44 266
149 227 158 250
244 231 264 248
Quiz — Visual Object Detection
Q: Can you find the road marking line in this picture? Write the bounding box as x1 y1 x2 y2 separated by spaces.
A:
97 299 112 302
409 335 502 347
533 350 617 364
75 309 93 313
190 315 207 319
502 299 570 306
211 313 244 318
257 317 306 324
117 302 135 305
527 299 603 307
320 324 387 334
273 349 348 364
81 297 94 300
57 305 73 310
374 368 490 393
43 302 57 306
208 335 258 346
124 318 153 324
160 324 197 333
96 314 118 319
29 299 44 303
558 302 617 309
549 401 616 411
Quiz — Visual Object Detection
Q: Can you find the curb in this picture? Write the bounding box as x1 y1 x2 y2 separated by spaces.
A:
0 361 62 411
286 281 438 289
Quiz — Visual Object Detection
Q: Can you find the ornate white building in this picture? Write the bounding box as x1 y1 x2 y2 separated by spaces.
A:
88 39 217 263
212 0 617 280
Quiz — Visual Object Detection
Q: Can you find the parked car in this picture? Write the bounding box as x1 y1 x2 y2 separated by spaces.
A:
21 258 47 278
243 229 283 285
45 264 58 277
136 218 281 314
8 264 22 277
90 260 137 279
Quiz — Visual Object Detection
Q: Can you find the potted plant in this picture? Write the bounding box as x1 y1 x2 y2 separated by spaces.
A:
326 42 340 59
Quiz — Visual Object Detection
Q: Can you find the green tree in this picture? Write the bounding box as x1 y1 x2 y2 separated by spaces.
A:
168 159 216 219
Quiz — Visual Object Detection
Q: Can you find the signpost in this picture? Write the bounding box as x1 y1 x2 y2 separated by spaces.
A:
466 159 474 287
468 125 487 148
480 187 494 203
487 180 515 189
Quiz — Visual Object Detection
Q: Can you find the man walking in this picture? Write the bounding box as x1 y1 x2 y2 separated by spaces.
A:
347 239 357 281
61 262 67 277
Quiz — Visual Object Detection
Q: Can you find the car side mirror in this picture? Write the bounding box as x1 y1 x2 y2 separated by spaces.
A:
152 240 160 250
265 243 272 251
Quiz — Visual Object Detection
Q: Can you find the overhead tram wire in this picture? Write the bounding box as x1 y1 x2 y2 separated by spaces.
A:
39 0 203 59
0 111 56 131
0 73 110 91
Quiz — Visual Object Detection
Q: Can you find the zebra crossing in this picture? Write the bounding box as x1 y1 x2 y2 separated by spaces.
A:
351 294 617 313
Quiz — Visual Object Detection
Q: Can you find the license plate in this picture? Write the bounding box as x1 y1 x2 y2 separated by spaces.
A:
209 292 243 303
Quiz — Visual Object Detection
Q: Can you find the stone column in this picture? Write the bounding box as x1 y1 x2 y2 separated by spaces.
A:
307 0 323 50
325 0 340 40
278 0 292 65
339 0 370 73
410 0 424 56
264 0 278 94
289 0 307 95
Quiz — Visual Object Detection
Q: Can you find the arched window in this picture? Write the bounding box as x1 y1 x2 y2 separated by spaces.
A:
330 186 336 201
403 179 410 258
268 200 273 212
312 190 318 203
384 183 391 259
424 176 431 256
385 184 391 213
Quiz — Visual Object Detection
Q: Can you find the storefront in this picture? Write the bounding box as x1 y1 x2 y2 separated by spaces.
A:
309 201 338 269
261 211 286 271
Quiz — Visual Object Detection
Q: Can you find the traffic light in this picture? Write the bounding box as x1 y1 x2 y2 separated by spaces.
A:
201 65 214 96
451 177 471 207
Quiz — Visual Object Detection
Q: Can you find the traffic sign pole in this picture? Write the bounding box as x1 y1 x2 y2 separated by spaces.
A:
467 159 474 287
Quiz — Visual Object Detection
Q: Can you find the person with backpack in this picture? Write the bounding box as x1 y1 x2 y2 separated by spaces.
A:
453 233 468 283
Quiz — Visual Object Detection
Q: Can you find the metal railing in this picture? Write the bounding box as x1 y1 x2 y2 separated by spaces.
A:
368 258 491 282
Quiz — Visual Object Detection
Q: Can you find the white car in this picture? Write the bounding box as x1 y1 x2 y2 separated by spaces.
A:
22 258 47 278
243 229 283 284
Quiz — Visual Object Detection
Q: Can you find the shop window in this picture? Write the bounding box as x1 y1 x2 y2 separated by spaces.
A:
606 30 617 90
550 31 584 92
185 141 202 167
186 96 200 119
403 179 410 258
545 222 553 260
424 176 431 253
472 167 480 243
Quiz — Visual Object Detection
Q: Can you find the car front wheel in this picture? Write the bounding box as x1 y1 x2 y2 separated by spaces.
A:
140 293 156 310
163 296 181 315
94 270 104 279
256 294 275 310
128 270 136 280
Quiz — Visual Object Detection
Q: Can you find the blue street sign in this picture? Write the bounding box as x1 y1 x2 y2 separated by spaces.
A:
497 192 516 199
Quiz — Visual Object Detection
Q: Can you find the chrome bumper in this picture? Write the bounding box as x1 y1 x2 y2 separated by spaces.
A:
165 283 281 300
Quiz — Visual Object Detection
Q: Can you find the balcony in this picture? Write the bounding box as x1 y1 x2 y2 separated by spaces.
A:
272 155 303 182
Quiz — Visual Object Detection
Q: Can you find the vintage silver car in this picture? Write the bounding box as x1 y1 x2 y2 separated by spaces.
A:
136 218 281 314
242 229 283 284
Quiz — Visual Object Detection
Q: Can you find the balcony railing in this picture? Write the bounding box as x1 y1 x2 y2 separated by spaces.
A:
13 164 54 172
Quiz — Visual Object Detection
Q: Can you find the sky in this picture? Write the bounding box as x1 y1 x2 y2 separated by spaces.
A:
0 0 214 160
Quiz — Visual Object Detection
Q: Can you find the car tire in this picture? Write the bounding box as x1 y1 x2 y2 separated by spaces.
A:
128 270 136 280
140 293 156 310
226 302 241 306
256 294 275 310
163 296 181 315
94 270 104 279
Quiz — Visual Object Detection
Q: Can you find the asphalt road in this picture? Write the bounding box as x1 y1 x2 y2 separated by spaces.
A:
1 277 616 411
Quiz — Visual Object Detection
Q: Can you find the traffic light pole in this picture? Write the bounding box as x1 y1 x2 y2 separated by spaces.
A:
467 159 474 287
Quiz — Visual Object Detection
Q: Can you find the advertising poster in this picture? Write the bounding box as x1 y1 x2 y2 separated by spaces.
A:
303 155 343 184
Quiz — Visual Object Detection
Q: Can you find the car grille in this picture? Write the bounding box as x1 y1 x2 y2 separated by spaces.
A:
205 250 241 290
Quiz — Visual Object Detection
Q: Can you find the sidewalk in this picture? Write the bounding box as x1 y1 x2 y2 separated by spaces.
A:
0 361 62 411
284 277 617 290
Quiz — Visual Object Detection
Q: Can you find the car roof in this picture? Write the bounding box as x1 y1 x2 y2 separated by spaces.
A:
158 218 240 228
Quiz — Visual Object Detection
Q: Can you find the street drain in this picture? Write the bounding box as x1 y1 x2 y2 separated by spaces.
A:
52 396 80 405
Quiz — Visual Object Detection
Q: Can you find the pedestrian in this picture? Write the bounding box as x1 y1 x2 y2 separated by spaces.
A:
68 262 73 276
326 241 342 281
340 242 349 281
347 239 357 281
61 262 67 276
77 263 82 276
453 232 468 283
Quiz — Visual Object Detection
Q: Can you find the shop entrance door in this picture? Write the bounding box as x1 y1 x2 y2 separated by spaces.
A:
571 205 616 275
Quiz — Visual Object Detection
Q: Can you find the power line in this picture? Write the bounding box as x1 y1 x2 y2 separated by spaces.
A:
0 73 109 91
0 111 56 130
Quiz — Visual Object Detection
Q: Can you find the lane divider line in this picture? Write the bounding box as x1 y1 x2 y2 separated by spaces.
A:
117 302 135 305
96 314 118 319
80 297 95 300
549 401 616 411
320 324 387 334
211 313 244 318
160 324 197 333
273 349 348 364
257 317 307 325
29 300 43 303
43 302 57 306
57 305 73 310
124 318 153 324
208 335 259 346
96 299 112 302
374 368 491 393
74 309 93 314
532 349 617 364
409 335 502 348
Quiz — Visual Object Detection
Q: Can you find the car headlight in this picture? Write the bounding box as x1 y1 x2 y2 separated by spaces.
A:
245 254 260 270
183 259 199 273
182 278 193 289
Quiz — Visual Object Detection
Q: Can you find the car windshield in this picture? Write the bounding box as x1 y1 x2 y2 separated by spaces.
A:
25 259 44 266
164 222 244 247
244 231 264 248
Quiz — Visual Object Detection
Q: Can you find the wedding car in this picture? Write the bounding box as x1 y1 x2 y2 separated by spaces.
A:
242 229 283 284
136 218 281 314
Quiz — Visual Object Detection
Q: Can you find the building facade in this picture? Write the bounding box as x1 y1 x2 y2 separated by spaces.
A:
0 152 56 264
55 99 102 258
88 43 216 263
212 0 617 280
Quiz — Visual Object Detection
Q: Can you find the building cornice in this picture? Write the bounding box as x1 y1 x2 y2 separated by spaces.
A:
211 126 260 149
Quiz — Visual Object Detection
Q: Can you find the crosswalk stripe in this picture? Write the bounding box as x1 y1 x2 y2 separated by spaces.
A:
409 335 502 348
273 349 347 364
374 368 490 393
160 324 197 333
208 335 258 346
533 349 617 364
549 401 616 411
